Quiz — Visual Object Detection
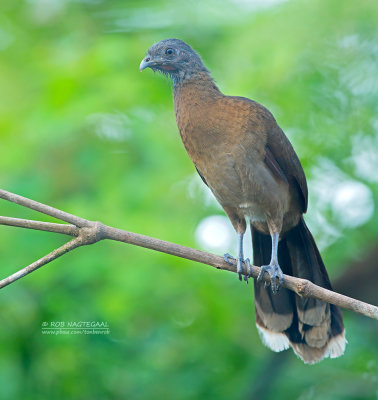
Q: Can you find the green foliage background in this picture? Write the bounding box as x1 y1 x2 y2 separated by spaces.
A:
0 0 377 399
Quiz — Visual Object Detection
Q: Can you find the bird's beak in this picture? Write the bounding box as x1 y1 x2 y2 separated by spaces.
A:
140 56 153 72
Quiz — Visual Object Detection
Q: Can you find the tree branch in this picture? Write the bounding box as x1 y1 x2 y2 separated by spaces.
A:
1 188 377 320
0 216 79 236
0 189 89 227
0 236 83 289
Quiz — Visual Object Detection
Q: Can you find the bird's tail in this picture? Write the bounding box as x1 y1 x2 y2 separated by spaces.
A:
252 218 346 364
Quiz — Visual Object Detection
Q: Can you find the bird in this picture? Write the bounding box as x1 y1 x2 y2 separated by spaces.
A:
140 38 346 364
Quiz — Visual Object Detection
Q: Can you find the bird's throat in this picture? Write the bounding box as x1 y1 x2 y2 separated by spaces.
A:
173 71 221 102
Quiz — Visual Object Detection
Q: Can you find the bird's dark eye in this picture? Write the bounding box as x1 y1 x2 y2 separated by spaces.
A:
165 48 174 55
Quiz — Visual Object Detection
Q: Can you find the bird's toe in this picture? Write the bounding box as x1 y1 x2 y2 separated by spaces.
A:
258 263 284 294
223 253 235 265
223 253 250 283
236 257 243 281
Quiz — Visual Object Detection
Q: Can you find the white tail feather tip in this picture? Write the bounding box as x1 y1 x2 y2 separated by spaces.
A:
328 333 347 359
256 324 290 352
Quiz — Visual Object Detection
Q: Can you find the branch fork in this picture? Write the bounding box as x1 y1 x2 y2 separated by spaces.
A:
0 189 377 320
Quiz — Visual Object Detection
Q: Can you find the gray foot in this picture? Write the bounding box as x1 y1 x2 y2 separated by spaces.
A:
257 262 284 294
224 254 251 283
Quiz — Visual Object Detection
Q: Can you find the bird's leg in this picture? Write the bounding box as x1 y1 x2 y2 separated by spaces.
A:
237 233 245 281
224 233 250 282
222 209 248 281
257 232 284 293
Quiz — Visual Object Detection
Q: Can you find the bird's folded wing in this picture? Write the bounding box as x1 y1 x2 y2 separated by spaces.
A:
264 126 308 213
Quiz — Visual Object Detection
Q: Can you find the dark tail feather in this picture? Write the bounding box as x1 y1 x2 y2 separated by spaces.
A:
252 218 346 364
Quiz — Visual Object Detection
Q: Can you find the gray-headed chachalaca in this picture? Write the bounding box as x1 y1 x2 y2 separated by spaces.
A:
140 39 346 364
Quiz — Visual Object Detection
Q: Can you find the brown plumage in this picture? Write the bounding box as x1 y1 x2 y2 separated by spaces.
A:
140 39 346 363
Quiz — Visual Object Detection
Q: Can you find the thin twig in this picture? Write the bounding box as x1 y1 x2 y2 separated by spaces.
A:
0 216 79 236
0 188 377 320
0 236 83 289
0 189 90 227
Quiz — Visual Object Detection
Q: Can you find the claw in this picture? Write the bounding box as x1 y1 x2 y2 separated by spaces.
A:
236 257 248 281
244 258 251 283
257 262 284 294
223 253 250 283
223 253 235 265
236 256 243 281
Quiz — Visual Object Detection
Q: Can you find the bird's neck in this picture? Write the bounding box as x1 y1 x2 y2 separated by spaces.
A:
173 71 222 105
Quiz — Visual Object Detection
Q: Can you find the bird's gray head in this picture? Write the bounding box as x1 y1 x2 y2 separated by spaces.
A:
140 39 209 85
